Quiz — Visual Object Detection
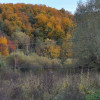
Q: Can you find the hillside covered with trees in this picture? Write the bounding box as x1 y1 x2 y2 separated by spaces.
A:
0 0 100 99
0 4 74 59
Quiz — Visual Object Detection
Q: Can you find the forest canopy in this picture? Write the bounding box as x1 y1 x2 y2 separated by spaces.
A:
0 4 74 58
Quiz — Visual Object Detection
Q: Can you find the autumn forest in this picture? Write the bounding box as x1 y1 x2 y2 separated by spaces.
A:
0 0 100 99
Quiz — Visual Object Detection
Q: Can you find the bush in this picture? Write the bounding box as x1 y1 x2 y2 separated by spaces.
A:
0 61 6 69
7 52 62 72
86 91 100 100
0 57 7 71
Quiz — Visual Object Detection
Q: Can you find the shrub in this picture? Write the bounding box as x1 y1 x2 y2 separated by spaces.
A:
0 61 6 69
7 52 62 72
86 91 100 100
0 57 7 71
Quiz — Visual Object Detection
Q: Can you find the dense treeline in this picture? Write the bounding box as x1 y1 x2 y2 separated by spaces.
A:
0 3 74 58
0 4 74 38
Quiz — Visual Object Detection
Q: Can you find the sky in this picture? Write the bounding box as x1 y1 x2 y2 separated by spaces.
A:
0 0 87 14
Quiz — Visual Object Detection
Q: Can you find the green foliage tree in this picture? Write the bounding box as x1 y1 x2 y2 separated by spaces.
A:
74 0 100 67
11 31 30 54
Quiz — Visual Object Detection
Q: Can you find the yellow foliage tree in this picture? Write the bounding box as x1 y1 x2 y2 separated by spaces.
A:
35 39 61 58
44 39 61 58
0 36 9 56
0 36 7 44
35 14 48 27
48 46 61 58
